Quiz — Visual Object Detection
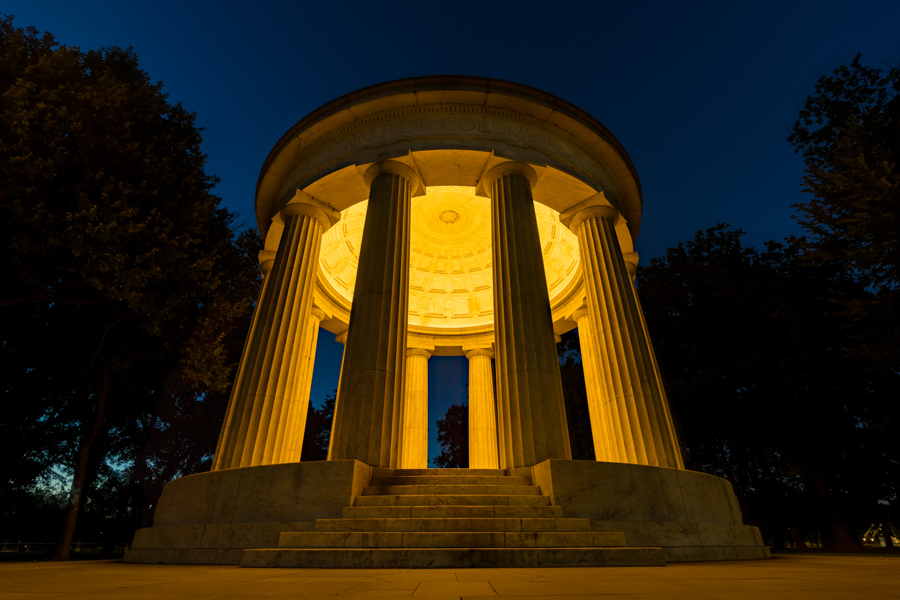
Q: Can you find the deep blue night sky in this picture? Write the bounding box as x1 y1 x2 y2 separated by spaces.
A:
7 1 898 462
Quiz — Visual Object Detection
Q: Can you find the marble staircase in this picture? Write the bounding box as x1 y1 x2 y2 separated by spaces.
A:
241 468 665 568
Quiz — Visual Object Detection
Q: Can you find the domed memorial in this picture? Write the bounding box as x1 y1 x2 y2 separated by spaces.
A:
126 77 769 567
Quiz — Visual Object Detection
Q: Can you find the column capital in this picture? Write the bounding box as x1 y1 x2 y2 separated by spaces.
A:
464 348 494 360
572 307 590 322
310 306 326 322
363 160 424 197
406 348 433 359
482 161 538 191
258 250 276 274
335 330 348 345
623 252 639 279
280 189 341 231
559 192 620 233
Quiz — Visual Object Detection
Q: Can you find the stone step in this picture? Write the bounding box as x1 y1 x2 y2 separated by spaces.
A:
343 505 564 519
314 517 591 533
354 494 551 507
242 547 666 568
363 484 541 496
391 468 509 477
372 475 532 487
278 531 625 549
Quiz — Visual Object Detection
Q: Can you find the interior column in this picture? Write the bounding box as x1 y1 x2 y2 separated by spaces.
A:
561 199 683 468
466 348 499 469
485 161 572 469
328 160 417 468
212 200 338 470
400 348 431 469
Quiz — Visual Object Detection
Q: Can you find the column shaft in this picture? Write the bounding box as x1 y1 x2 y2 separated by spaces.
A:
212 203 332 469
400 349 431 469
488 163 572 468
276 308 325 463
570 206 683 469
326 331 348 461
573 309 618 462
211 255 272 470
466 349 499 469
328 161 413 467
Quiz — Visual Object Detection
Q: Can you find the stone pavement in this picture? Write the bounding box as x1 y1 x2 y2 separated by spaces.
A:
0 555 898 599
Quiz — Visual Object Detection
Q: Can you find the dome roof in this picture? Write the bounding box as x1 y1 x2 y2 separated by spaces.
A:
319 186 580 330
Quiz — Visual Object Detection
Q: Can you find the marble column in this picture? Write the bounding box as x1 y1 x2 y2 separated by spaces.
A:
623 251 682 467
561 199 683 469
485 161 572 469
326 331 348 461
572 307 618 462
466 348 499 469
211 250 274 470
400 348 431 469
328 160 418 468
212 199 338 470
276 307 326 463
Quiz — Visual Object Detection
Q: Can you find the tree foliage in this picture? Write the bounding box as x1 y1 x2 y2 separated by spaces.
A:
300 391 336 462
557 329 597 461
0 16 260 557
638 224 899 550
434 404 469 468
788 54 900 369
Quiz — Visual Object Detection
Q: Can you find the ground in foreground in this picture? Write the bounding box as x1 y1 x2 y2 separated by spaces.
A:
0 555 897 599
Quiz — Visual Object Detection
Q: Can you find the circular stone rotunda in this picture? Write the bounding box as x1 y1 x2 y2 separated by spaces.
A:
126 77 770 568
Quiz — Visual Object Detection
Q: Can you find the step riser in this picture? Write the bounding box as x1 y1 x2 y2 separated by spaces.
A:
279 531 626 549
314 518 591 533
343 506 563 519
354 494 551 507
243 547 666 568
364 485 541 496
373 476 531 486
392 469 508 477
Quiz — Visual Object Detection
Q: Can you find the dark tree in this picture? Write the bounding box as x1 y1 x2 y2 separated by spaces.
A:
557 328 596 461
0 16 252 559
434 404 469 468
638 224 899 551
788 54 900 371
300 391 336 462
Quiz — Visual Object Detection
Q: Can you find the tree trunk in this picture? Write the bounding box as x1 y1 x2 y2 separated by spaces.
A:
52 362 110 561
806 471 863 553
883 523 896 549
788 520 807 551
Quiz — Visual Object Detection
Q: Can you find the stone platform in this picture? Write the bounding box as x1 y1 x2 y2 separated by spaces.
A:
124 460 769 567
243 468 662 567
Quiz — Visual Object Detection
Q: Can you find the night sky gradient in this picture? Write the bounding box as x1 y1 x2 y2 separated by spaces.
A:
7 0 898 462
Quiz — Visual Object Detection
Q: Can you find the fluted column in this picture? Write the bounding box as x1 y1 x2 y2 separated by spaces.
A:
276 307 326 463
561 199 683 469
466 348 499 469
572 307 618 462
211 250 274 469
486 161 572 469
212 199 338 470
326 330 348 461
400 348 431 469
328 160 418 467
